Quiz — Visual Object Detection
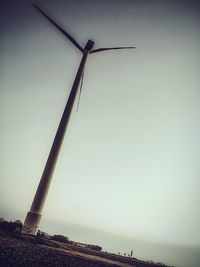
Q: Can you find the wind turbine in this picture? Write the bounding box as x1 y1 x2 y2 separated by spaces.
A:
22 4 136 235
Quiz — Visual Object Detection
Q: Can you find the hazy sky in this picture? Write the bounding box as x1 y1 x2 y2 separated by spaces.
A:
1 0 200 250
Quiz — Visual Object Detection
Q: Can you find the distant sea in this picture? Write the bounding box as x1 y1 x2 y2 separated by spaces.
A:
1 209 200 267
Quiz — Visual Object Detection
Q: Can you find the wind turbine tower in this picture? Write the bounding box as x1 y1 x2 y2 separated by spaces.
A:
22 4 135 235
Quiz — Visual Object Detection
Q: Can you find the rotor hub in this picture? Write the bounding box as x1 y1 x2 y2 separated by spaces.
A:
84 40 94 52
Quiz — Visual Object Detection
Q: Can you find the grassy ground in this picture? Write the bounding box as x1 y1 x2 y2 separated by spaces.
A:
0 234 121 267
0 233 171 267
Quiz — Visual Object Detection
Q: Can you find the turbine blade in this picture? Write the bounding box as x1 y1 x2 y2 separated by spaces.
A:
90 46 136 54
76 69 84 112
33 4 84 53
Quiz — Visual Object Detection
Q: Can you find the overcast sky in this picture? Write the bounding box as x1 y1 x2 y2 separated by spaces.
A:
1 0 200 250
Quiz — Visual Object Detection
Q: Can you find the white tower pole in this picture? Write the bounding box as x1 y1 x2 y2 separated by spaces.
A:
22 40 94 234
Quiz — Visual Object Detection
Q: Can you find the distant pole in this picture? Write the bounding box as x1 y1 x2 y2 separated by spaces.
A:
131 249 133 258
22 41 94 234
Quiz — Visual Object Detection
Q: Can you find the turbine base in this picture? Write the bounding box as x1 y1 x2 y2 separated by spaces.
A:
22 211 42 235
